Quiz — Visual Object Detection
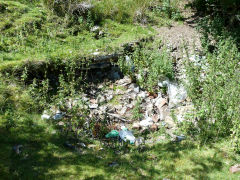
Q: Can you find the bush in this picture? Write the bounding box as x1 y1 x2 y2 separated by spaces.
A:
119 41 174 93
183 38 240 150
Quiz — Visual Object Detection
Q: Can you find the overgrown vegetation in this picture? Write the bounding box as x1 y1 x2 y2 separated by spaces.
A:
119 40 174 93
1 0 240 178
180 0 240 151
0 0 184 73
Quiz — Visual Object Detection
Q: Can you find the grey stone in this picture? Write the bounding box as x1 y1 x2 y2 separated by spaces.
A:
118 106 127 116
115 105 123 110
132 122 140 129
116 76 131 86
97 95 105 104
128 83 137 90
138 91 147 99
158 78 170 87
106 94 113 101
155 97 167 109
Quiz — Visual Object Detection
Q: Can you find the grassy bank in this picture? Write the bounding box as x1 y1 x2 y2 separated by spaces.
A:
0 0 157 72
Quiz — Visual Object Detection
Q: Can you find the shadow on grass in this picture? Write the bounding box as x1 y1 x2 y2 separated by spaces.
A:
0 116 236 179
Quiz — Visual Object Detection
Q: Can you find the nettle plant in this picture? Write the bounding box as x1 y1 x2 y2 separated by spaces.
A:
25 60 93 139
118 42 174 93
183 38 240 151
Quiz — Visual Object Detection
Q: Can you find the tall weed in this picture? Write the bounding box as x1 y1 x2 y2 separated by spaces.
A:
183 39 240 150
119 41 174 93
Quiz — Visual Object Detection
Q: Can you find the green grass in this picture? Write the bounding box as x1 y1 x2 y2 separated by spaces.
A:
1 78 238 179
0 0 155 72
3 1 239 179
1 114 240 179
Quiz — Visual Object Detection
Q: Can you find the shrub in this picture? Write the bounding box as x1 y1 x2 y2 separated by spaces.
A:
183 38 240 150
118 41 174 93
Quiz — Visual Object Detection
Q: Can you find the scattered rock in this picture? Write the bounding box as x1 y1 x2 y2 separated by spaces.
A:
116 76 131 86
146 104 154 115
97 95 105 104
158 79 170 88
115 89 124 95
106 94 113 101
115 105 123 111
58 121 64 126
139 118 153 128
132 122 140 129
90 99 97 104
127 103 134 109
138 91 147 99
129 92 137 100
155 97 167 110
118 106 127 116
150 124 158 132
99 105 107 112
158 105 170 121
165 116 176 128
152 114 159 123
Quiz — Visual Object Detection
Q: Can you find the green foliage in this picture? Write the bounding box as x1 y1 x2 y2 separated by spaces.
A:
119 41 174 93
153 0 183 21
43 0 156 24
0 0 154 72
131 98 143 121
191 0 240 29
182 38 240 150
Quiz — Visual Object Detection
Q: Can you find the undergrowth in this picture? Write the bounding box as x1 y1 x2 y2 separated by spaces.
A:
182 35 240 151
119 40 174 93
0 0 184 73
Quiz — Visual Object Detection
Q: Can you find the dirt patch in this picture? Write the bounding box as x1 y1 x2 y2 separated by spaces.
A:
156 23 201 56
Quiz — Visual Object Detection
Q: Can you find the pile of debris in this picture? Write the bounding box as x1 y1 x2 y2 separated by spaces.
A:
42 71 193 141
